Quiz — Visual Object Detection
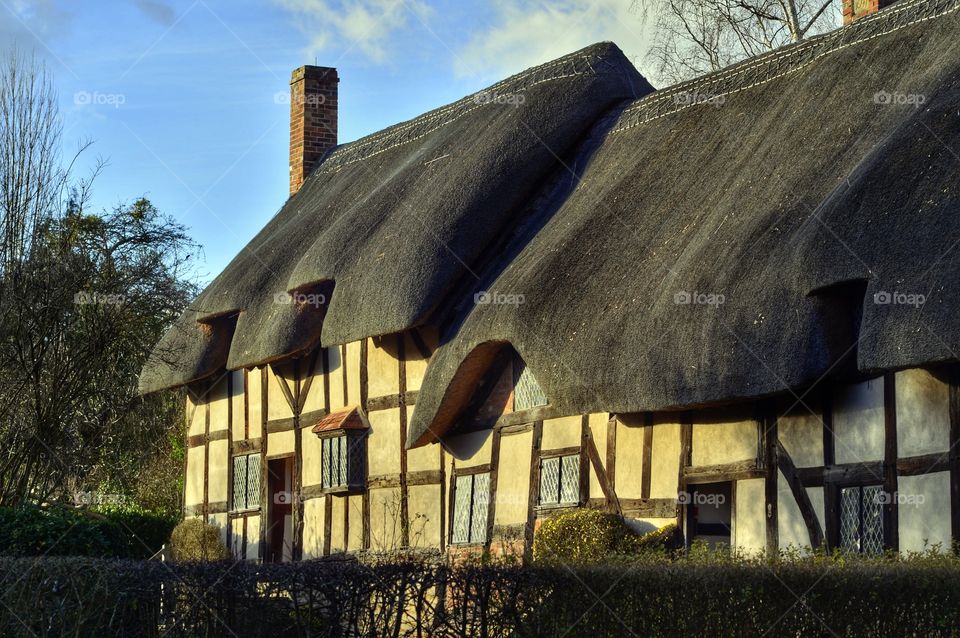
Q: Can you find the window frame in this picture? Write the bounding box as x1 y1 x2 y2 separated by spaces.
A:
317 429 367 495
449 468 491 546
837 483 885 554
537 451 582 509
230 452 262 513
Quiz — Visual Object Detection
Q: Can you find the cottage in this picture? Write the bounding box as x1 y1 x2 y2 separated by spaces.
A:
141 0 960 561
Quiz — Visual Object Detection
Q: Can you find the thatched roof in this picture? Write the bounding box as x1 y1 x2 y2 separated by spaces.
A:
407 0 960 446
139 42 651 394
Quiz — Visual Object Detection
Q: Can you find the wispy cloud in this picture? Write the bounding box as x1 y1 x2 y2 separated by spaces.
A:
135 0 177 26
273 0 432 64
454 0 650 81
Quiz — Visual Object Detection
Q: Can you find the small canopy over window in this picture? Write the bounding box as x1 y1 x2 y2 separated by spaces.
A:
311 406 368 492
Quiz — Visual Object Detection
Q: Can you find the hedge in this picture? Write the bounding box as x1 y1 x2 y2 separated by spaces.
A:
1 552 960 637
0 504 176 559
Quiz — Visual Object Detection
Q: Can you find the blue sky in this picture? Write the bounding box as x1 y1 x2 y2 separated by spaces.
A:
1 0 650 281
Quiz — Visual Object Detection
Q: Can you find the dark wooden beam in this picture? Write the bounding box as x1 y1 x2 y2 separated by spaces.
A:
950 368 960 548
678 415 693 534
641 413 653 500
606 414 617 494
884 372 899 551
777 441 824 549
683 459 764 483
486 428 502 548
365 390 419 412
822 387 839 550
259 366 269 562
579 416 590 506
760 405 779 555
524 420 544 561
323 494 332 556
585 427 619 514
188 429 230 448
398 336 409 547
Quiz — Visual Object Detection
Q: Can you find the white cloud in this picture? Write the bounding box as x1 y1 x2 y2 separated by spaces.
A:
454 0 651 82
273 0 432 64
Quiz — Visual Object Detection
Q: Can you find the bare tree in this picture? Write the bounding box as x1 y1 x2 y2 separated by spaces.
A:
0 48 199 509
632 0 841 84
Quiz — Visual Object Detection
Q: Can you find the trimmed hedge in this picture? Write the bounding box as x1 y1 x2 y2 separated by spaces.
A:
533 509 683 563
0 504 176 559
1 553 960 637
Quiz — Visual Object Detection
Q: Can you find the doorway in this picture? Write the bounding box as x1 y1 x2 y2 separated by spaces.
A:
266 456 293 562
687 482 733 549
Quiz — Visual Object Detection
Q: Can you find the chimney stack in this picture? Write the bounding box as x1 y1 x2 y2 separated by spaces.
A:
843 0 895 24
289 65 338 196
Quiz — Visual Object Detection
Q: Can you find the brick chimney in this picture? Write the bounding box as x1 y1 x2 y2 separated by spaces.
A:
289 65 338 196
843 0 895 24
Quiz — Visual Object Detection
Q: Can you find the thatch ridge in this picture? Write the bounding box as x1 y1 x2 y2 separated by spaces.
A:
407 0 960 446
139 41 650 394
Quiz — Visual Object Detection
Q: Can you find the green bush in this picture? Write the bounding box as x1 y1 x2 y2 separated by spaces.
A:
0 503 175 559
169 518 229 561
533 508 641 563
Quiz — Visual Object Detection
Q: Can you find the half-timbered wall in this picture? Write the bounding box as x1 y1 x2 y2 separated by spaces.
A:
183 349 960 560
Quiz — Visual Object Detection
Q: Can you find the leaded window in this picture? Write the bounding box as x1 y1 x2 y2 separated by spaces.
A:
321 433 365 490
513 359 547 411
451 472 490 544
539 454 580 506
840 485 884 554
231 453 261 511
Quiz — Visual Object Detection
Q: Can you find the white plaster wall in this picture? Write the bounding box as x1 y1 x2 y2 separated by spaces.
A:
692 419 756 466
615 419 645 500
541 415 582 450
777 471 825 550
734 479 766 555
898 472 951 553
302 499 325 558
834 377 885 465
896 368 950 458
778 410 823 468
650 421 681 499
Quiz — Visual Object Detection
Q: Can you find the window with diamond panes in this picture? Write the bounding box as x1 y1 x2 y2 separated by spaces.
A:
513 358 547 411
539 454 580 506
451 472 490 544
840 485 884 554
321 433 365 490
231 453 261 511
